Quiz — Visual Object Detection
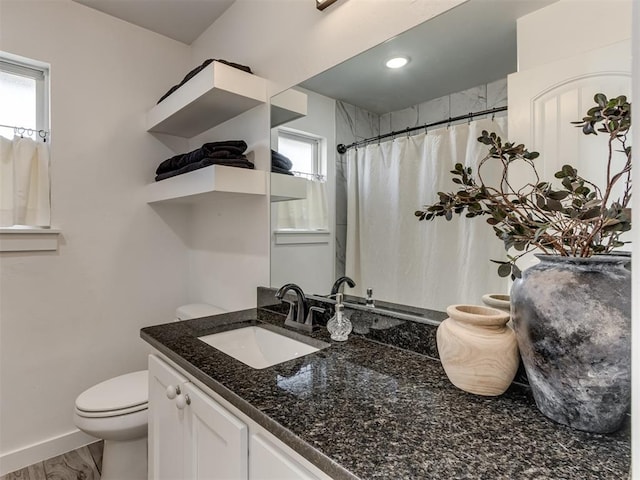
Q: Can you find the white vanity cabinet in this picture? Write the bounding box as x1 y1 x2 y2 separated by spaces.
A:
148 355 248 479
148 354 332 480
250 433 323 480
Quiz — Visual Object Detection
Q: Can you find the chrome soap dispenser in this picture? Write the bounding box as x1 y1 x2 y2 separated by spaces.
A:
327 293 352 341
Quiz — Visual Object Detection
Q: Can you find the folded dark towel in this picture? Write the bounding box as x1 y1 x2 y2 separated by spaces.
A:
271 165 294 176
156 140 248 175
155 157 255 182
157 59 253 104
271 150 293 171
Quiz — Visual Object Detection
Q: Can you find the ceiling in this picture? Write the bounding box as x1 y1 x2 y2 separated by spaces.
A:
72 0 236 44
301 0 556 115
71 0 555 112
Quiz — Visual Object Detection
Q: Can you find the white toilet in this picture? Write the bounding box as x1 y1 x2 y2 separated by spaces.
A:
73 303 225 480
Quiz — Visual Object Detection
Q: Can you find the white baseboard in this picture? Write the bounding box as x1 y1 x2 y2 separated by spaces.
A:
0 429 98 476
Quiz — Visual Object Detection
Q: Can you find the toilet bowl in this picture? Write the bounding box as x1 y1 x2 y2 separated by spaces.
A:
73 303 225 480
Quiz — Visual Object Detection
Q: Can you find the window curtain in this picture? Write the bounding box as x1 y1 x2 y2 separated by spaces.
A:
345 117 509 312
0 135 51 227
275 179 328 231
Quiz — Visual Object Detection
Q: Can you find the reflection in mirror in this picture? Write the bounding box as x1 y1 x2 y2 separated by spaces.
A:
270 0 556 312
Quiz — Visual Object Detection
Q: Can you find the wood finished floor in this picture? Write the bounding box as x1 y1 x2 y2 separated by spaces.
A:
1 441 103 480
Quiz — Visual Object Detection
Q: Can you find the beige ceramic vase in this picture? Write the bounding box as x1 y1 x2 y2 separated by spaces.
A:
481 293 510 313
481 293 512 328
437 304 519 396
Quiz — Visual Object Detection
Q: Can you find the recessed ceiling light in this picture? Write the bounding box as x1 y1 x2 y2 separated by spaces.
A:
385 57 409 69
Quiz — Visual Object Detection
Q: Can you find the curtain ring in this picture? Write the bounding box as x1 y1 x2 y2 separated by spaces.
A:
39 130 48 142
491 111 496 121
468 113 472 125
447 118 451 129
406 127 410 138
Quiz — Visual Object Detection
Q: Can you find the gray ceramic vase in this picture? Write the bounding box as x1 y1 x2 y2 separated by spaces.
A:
510 254 631 433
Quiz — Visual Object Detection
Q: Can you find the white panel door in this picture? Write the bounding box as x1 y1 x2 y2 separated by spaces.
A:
184 382 249 480
148 355 190 480
508 39 631 268
249 433 321 480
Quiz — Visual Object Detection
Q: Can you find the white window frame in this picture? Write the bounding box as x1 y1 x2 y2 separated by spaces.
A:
0 54 50 135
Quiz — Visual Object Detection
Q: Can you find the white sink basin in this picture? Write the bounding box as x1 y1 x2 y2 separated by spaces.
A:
198 326 325 369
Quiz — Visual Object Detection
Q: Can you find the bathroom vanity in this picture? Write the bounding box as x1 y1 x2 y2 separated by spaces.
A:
141 303 630 480
148 354 330 480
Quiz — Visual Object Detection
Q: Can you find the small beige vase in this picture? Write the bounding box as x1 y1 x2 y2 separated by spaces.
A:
437 304 519 396
481 293 512 328
481 293 510 313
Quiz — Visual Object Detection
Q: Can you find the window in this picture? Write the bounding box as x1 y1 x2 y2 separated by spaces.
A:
0 56 49 139
0 54 55 248
277 130 324 179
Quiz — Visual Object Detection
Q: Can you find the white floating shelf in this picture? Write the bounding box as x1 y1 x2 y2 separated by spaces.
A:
270 89 308 127
147 61 267 138
147 165 267 204
270 173 308 202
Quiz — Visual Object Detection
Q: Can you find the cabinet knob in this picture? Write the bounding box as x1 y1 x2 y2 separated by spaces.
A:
175 393 191 410
166 384 181 399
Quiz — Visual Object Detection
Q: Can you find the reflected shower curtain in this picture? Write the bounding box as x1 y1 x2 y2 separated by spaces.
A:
345 118 508 312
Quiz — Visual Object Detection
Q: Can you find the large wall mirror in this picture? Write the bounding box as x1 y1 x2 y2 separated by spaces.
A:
269 0 555 313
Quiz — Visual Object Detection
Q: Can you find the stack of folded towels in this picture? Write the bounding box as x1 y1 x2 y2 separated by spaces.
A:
157 59 253 104
271 150 293 175
155 140 253 181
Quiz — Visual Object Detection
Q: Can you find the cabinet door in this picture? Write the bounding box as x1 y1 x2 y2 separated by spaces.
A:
184 382 249 480
148 355 189 480
250 433 321 480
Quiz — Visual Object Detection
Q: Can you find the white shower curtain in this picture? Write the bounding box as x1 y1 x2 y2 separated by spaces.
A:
0 135 51 227
275 179 328 231
345 117 509 312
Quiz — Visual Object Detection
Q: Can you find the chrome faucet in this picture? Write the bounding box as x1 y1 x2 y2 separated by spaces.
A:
275 283 322 332
330 276 356 296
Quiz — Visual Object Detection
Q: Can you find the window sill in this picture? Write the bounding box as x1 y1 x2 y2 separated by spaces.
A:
0 227 61 252
274 229 330 245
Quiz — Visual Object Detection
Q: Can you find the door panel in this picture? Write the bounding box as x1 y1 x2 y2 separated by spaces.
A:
148 355 189 480
184 382 248 480
250 433 320 480
507 39 631 269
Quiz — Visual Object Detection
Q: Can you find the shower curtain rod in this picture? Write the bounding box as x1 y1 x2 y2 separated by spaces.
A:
336 106 507 154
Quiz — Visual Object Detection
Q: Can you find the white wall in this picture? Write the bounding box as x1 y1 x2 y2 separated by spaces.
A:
185 104 271 311
271 89 336 294
517 0 632 71
0 0 191 473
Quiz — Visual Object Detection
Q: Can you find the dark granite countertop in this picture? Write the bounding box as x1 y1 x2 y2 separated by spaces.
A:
140 307 630 480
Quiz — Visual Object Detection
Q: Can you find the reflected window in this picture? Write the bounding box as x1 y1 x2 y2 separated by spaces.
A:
277 130 324 178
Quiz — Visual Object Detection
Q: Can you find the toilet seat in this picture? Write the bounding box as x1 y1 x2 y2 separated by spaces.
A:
75 402 148 418
75 370 148 418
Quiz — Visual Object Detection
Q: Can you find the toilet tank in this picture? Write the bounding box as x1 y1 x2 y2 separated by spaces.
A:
175 303 226 320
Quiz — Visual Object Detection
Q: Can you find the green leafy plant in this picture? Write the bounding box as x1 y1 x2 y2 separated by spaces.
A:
415 93 632 279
